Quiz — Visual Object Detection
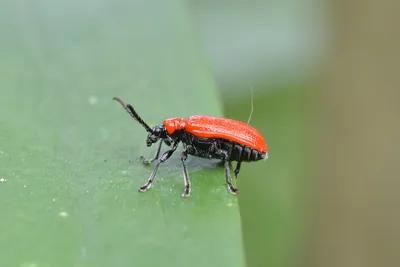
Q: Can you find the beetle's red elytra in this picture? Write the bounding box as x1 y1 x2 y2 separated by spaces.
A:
164 116 267 153
113 96 268 197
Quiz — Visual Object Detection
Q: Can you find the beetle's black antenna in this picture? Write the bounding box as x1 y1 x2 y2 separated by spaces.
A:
113 96 153 133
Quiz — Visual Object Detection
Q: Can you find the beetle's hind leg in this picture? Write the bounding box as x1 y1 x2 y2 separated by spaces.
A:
234 161 242 180
140 141 162 164
216 149 239 195
224 160 239 195
180 151 191 197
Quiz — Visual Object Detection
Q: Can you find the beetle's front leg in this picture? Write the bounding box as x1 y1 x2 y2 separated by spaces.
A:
138 142 178 192
140 141 163 164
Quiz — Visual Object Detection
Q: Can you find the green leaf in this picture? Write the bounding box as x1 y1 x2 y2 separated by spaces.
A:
0 1 244 267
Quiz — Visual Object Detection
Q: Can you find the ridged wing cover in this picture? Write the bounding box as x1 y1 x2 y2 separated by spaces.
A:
185 115 267 152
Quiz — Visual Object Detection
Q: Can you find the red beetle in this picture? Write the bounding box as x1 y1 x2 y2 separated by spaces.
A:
113 96 268 197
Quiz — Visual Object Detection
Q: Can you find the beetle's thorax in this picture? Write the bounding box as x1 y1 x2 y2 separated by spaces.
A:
163 117 187 135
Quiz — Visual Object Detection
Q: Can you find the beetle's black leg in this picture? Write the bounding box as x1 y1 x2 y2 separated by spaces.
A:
216 149 239 195
234 161 242 180
224 160 239 195
138 143 178 192
181 151 191 197
140 141 162 164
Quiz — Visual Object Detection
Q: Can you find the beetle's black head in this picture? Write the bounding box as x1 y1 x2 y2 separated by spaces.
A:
146 125 167 146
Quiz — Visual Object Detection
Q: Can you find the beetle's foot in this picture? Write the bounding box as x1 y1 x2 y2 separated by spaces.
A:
140 156 153 164
139 156 149 164
138 184 150 192
228 185 239 195
182 186 191 198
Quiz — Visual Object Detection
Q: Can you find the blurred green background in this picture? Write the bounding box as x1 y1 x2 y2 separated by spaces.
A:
1 0 398 267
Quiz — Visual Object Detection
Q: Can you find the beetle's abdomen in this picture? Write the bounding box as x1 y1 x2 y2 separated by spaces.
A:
185 134 267 162
218 140 267 162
